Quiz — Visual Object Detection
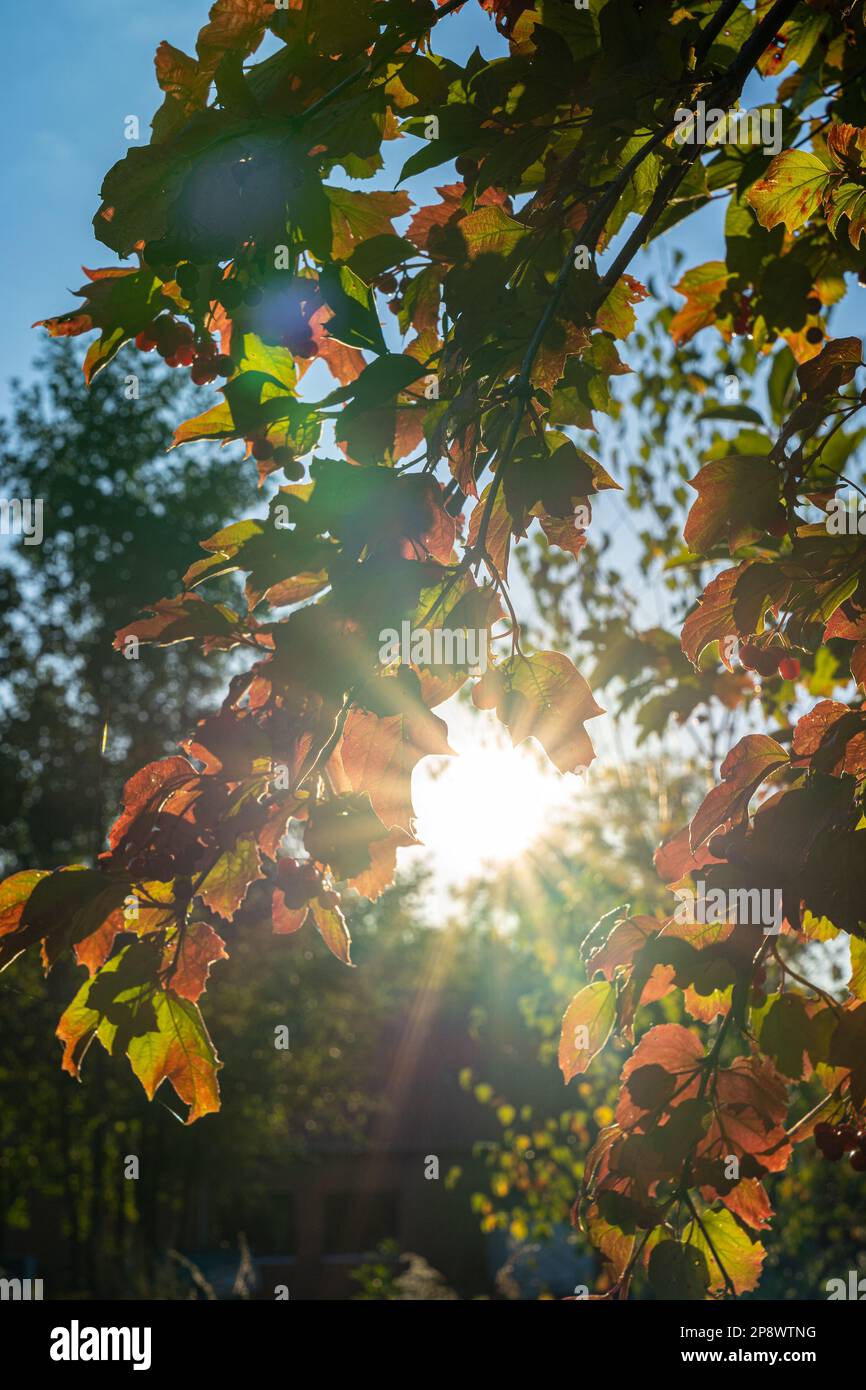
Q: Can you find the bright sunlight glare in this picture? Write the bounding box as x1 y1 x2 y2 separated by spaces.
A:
411 709 582 883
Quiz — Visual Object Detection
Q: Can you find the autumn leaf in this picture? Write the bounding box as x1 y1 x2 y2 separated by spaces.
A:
497 651 604 774
127 989 221 1123
456 205 527 259
168 920 229 1003
669 262 731 346
326 187 411 261
747 149 831 233
615 1024 704 1129
309 896 352 965
796 336 862 400
558 981 616 1082
595 274 648 340
0 870 50 939
35 267 165 383
113 594 243 654
685 455 780 554
197 834 265 921
0 867 130 974
689 734 788 852
109 756 199 851
338 704 453 832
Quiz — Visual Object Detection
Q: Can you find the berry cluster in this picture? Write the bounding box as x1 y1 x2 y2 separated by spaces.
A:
739 643 800 681
248 438 304 481
276 857 338 909
815 1121 866 1171
135 317 233 383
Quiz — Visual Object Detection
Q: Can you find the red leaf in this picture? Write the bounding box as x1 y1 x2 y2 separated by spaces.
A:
109 757 198 852
169 920 228 1002
689 735 788 852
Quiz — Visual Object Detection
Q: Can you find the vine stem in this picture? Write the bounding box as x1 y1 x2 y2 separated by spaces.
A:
770 939 844 1016
786 1081 844 1142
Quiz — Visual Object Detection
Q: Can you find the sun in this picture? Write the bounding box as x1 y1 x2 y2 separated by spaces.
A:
411 709 581 882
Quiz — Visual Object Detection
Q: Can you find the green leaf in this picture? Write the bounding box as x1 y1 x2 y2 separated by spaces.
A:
683 1208 765 1295
347 234 417 284
57 943 160 1079
320 264 387 353
328 352 426 409
648 1240 710 1300
696 403 765 425
558 980 616 1082
757 993 810 1079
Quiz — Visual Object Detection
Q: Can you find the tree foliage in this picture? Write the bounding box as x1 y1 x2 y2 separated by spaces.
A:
6 0 866 1298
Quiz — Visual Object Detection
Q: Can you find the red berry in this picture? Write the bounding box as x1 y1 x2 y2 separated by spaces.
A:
838 1125 860 1151
273 446 303 480
190 361 217 386
176 342 196 366
215 354 234 377
740 644 781 678
851 1149 866 1172
251 438 274 462
297 861 322 894
164 352 181 368
318 888 339 909
135 329 157 352
817 1133 845 1160
153 318 175 351
277 857 319 908
778 656 801 681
